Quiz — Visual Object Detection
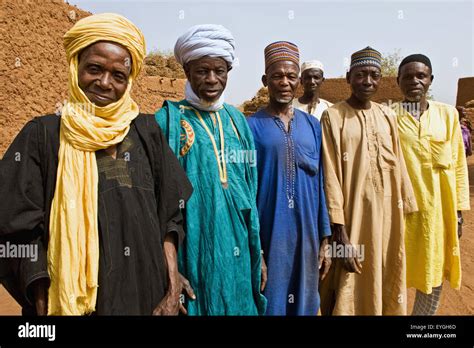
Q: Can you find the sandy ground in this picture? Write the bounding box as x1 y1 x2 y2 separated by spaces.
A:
1 158 474 315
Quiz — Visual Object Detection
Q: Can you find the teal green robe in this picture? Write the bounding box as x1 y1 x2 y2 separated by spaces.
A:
155 100 267 315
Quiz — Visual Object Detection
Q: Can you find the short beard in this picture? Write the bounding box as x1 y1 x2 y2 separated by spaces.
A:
406 94 424 103
199 92 224 106
275 97 293 104
200 97 219 106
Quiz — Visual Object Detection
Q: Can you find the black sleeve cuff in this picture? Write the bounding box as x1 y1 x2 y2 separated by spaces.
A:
165 210 185 247
15 235 50 306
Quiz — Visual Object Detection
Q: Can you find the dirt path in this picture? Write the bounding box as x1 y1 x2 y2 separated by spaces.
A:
2 158 474 315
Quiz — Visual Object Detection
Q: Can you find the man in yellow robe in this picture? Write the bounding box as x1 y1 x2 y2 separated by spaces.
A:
393 54 470 315
320 47 418 315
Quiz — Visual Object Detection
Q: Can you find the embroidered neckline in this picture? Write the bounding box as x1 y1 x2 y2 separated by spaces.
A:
192 107 229 189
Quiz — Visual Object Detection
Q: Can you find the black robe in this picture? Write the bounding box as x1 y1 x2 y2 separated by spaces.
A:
0 114 193 315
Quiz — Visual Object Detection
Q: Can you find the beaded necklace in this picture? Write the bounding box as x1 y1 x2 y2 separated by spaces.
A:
192 108 229 189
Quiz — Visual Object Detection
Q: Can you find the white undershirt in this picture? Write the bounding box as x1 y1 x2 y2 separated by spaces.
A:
292 98 333 120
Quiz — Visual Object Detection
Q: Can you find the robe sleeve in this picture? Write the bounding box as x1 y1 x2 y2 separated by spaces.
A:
321 110 345 225
451 109 470 211
247 127 267 315
385 108 418 214
155 102 181 157
233 109 267 315
165 210 186 246
317 123 332 239
0 120 50 308
148 115 193 247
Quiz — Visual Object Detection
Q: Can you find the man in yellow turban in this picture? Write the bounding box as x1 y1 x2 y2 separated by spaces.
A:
0 13 192 315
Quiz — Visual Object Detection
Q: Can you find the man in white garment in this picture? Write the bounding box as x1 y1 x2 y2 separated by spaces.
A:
293 60 332 120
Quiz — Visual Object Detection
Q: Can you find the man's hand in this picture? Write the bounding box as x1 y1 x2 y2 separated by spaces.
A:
152 285 181 316
153 272 196 315
319 237 331 280
260 253 267 292
331 224 362 274
178 273 196 315
32 278 48 316
153 232 190 315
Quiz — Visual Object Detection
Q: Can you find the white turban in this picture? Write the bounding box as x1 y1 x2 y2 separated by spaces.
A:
174 24 235 68
301 60 324 74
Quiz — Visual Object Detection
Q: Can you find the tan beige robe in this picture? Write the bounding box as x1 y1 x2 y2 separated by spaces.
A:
320 101 418 315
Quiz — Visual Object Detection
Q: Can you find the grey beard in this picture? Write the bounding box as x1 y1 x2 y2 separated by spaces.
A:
275 97 293 104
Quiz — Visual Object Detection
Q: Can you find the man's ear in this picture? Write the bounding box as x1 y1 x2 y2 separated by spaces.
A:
346 70 351 84
262 74 268 87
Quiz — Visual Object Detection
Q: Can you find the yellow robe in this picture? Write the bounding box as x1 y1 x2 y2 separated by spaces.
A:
393 101 470 294
320 101 418 315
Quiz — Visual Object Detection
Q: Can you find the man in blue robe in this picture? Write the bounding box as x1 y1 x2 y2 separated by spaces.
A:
247 41 331 315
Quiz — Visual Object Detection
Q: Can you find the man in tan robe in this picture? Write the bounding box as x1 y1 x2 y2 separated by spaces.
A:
320 47 418 315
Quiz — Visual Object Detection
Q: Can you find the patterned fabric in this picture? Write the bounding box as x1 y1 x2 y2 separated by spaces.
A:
412 285 443 315
179 119 195 156
273 117 296 205
96 137 133 188
264 41 299 70
350 46 382 70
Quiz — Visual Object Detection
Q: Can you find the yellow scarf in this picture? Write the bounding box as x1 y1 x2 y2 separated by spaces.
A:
47 13 146 315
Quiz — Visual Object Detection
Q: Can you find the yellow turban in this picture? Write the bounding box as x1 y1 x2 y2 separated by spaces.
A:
47 13 146 315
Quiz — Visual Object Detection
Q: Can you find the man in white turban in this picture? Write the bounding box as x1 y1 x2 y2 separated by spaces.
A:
174 24 235 67
173 24 235 111
155 24 267 315
293 60 333 120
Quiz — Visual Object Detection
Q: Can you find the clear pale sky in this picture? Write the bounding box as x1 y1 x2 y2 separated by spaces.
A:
69 0 474 106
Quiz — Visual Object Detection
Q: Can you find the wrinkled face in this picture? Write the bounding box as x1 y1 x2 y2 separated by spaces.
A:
262 61 300 104
78 41 131 107
397 62 433 102
185 57 229 103
301 68 324 94
346 65 381 103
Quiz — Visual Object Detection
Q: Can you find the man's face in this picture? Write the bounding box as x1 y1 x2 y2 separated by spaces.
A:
78 41 132 107
346 65 381 103
397 62 433 102
301 68 324 94
262 61 300 104
185 57 229 103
